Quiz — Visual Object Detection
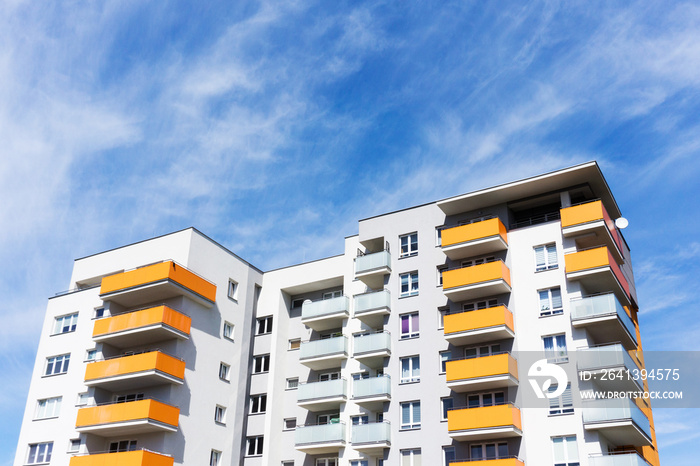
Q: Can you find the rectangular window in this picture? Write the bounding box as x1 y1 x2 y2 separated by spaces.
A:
462 256 495 267
464 343 501 359
228 280 239 300
93 307 105 319
214 405 226 424
250 394 267 414
35 396 62 419
219 362 230 381
539 287 563 316
323 290 342 299
436 226 445 246
68 439 80 453
282 461 295 466
27 442 53 464
400 272 419 297
286 377 299 390
350 461 369 466
45 354 70 376
443 446 456 466
400 233 418 257
351 415 369 425
288 338 301 350
439 351 451 373
247 436 264 456
284 418 296 430
468 391 505 408
470 443 508 460
438 306 448 329
400 312 419 339
253 355 270 373
543 334 568 363
552 436 579 466
53 313 78 335
76 392 89 406
463 298 499 311
401 448 421 466
441 397 453 421
535 243 558 271
549 383 574 415
210 450 221 466
400 356 420 383
437 266 447 287
292 298 305 308
85 349 97 362
115 393 144 403
223 322 234 341
109 440 137 453
256 316 273 335
400 401 421 429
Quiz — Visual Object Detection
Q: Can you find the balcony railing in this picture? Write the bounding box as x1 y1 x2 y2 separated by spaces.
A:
297 378 347 403
560 200 626 259
444 306 515 345
76 399 179 434
295 422 346 446
446 353 518 392
84 351 185 390
354 332 391 356
351 421 391 445
589 452 652 466
300 336 347 360
352 375 391 400
448 403 522 441
69 449 174 466
355 250 391 275
450 457 524 466
565 247 631 305
354 290 391 315
570 293 637 348
582 399 652 444
441 218 508 260
442 260 512 302
92 305 191 347
302 296 349 320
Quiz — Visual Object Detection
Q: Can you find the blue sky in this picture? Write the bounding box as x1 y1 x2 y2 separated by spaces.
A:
1 0 699 464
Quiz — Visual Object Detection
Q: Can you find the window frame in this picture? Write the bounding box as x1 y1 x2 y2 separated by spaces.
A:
400 356 420 384
440 397 454 421
400 448 422 465
548 383 574 415
246 436 264 457
53 313 78 335
214 405 226 424
399 232 419 258
219 362 230 381
552 435 579 466
27 442 53 464
400 401 421 430
539 287 563 317
470 442 509 461
256 316 273 335
253 354 270 374
399 271 419 298
45 354 70 376
250 394 267 414
35 396 62 420
286 377 299 390
399 312 420 339
228 279 239 301
543 334 569 363
535 243 558 272
210 449 222 466
223 321 234 341
283 418 296 430
439 350 452 374
288 338 301 350
442 446 456 466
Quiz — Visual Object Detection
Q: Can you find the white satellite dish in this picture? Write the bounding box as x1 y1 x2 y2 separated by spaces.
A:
615 217 629 229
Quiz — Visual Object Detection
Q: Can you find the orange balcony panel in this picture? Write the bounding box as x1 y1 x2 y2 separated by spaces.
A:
69 450 174 466
441 218 508 260
85 351 185 391
451 459 524 466
446 353 519 392
76 399 179 436
565 247 631 306
444 306 515 345
93 306 191 348
448 404 522 441
442 261 511 302
561 201 626 262
100 261 216 308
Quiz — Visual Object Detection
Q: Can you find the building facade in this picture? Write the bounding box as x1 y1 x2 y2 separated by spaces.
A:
14 162 660 466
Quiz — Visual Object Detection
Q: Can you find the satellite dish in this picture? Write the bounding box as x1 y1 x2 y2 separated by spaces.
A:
303 299 312 305
615 217 629 229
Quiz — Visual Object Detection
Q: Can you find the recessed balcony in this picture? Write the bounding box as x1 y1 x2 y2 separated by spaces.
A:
570 294 637 350
353 332 391 369
353 290 391 328
448 404 522 441
297 378 347 412
589 452 653 466
84 351 185 391
301 296 350 332
444 306 515 346
299 335 348 371
352 375 391 411
355 250 391 289
100 261 216 308
565 247 631 306
450 458 524 466
75 399 179 436
582 399 652 447
69 450 174 466
446 353 519 392
92 305 191 348
442 261 512 302
560 200 626 263
295 422 346 454
351 421 391 456
441 218 509 260
578 344 643 392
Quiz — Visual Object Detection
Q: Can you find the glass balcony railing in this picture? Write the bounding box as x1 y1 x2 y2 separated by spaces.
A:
297 378 347 403
589 452 652 466
354 290 391 316
570 294 637 345
582 400 652 440
351 421 391 445
354 332 391 356
352 376 391 399
299 336 348 360
295 422 346 446
302 296 349 320
578 344 641 372
355 250 391 275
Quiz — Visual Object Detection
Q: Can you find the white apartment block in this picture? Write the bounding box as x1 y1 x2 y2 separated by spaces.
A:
14 161 660 466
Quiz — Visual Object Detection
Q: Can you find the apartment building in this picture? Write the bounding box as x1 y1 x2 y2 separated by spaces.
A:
14 161 660 466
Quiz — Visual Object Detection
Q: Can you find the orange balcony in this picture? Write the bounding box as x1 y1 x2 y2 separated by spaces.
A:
446 353 519 392
442 261 511 302
561 200 626 262
100 261 216 308
444 306 515 346
441 218 508 260
85 351 185 391
451 459 524 466
76 399 179 436
565 247 631 306
92 306 191 348
448 404 522 441
70 450 174 466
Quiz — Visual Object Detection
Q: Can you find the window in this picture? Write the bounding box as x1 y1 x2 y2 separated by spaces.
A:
539 287 563 316
400 233 418 257
317 413 340 425
400 356 420 383
443 446 456 466
45 354 70 376
210 449 221 466
68 439 80 453
223 321 234 341
288 338 301 350
27 442 53 464
282 461 295 466
320 371 341 381
219 362 230 381
109 440 137 453
292 298 305 308
350 461 369 466
549 383 574 415
441 397 453 421
468 391 505 408
283 418 296 430
401 448 421 465
535 243 558 271
114 393 144 403
400 272 419 297
228 279 239 300
250 394 267 414
439 351 451 373
76 392 89 406
247 436 264 456
463 298 499 311
323 290 342 299
470 443 508 460
436 226 445 246
351 415 369 425
214 405 226 424
438 306 448 329
93 307 105 319
256 316 273 335
464 344 501 359
552 436 579 466
316 459 337 466
85 349 97 361
437 265 447 287
543 334 568 363
462 256 495 267
400 312 419 339
53 313 78 335
35 396 62 419
286 377 299 390
253 354 270 373
400 401 421 429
